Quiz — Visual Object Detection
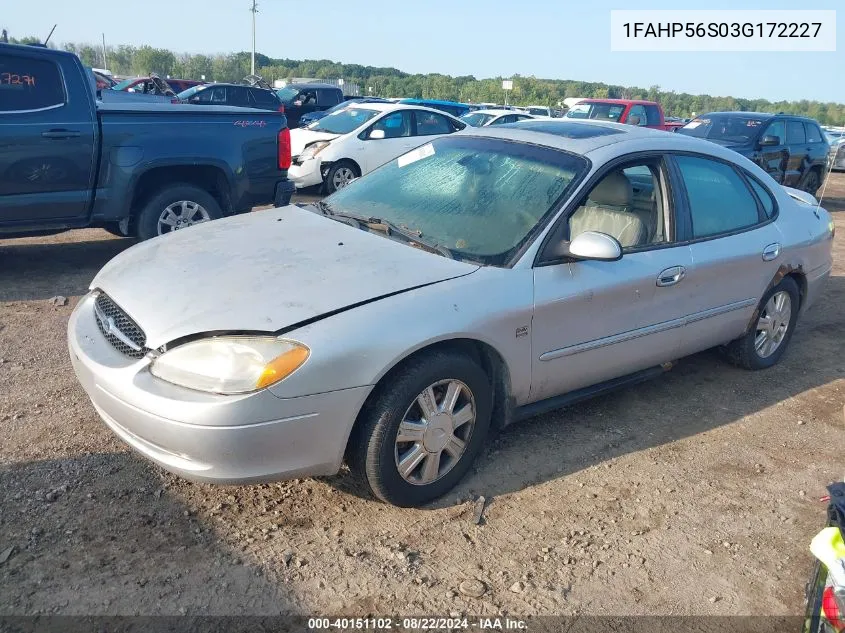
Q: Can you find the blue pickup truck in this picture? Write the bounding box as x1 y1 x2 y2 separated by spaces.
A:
0 43 295 240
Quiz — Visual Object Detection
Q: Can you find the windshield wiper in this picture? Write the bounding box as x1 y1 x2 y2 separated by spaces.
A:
326 211 458 260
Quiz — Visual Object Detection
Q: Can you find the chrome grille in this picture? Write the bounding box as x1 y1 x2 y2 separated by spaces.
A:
93 293 147 359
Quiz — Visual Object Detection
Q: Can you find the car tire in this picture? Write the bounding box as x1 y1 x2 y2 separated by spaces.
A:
323 161 359 195
136 184 224 241
724 276 800 370
347 350 493 507
101 223 128 238
801 169 822 197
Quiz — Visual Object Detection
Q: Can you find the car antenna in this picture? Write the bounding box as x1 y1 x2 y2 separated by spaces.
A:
43 24 57 47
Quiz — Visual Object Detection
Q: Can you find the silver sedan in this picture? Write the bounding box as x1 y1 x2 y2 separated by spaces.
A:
69 120 834 507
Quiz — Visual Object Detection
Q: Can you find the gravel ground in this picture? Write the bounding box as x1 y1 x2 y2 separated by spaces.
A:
1 176 844 617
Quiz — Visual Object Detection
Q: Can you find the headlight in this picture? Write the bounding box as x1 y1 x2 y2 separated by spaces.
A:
300 141 330 160
149 336 309 394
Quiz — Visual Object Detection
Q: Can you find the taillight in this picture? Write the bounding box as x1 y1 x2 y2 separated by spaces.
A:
823 587 845 632
278 128 291 170
277 104 285 113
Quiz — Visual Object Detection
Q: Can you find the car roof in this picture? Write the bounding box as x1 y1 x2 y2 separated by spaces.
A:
400 98 468 107
347 102 460 116
464 119 755 161
288 83 341 90
467 109 515 116
699 111 775 118
575 98 658 105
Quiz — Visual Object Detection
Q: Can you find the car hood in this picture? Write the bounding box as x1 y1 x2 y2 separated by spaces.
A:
290 127 341 156
91 206 479 348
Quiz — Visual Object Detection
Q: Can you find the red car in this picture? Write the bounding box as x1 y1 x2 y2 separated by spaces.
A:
564 98 683 132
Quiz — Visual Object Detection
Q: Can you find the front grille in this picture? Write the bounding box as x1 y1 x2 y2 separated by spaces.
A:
93 292 148 359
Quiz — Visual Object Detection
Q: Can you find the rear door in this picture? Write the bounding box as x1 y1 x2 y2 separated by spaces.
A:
758 119 788 183
670 154 783 356
0 50 96 225
784 119 808 187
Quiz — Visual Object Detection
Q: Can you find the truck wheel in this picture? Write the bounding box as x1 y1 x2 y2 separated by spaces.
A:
136 184 223 241
323 161 360 195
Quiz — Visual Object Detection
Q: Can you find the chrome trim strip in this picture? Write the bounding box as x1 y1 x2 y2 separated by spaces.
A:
5 103 65 115
539 298 757 361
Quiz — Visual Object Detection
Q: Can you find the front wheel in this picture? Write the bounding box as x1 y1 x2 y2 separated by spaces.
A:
136 184 224 241
724 277 800 370
323 161 359 195
347 350 493 507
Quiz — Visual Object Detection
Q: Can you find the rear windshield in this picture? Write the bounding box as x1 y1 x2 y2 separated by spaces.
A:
679 114 767 144
461 112 496 127
564 102 625 122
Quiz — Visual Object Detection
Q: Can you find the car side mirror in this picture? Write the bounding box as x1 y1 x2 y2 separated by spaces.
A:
759 135 781 147
368 129 386 140
560 231 623 261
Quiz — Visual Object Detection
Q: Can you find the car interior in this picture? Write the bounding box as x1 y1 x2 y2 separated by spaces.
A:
566 163 666 249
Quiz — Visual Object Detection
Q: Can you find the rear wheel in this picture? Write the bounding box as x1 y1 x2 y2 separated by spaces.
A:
347 350 493 507
802 169 822 197
136 184 223 241
323 161 359 194
724 277 800 370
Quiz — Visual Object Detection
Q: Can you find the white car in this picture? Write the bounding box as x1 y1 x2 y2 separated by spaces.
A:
288 103 466 193
526 105 553 117
460 109 537 128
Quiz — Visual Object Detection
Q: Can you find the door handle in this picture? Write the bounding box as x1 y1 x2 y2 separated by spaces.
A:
762 243 781 261
656 266 686 287
41 129 81 139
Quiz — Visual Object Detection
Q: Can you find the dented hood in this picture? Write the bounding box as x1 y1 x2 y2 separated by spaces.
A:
91 206 479 348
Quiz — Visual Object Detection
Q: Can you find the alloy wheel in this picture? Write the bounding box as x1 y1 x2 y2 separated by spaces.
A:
394 379 476 486
332 167 357 190
754 290 792 358
157 200 211 235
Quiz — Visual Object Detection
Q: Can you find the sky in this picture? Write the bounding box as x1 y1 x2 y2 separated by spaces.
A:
5 0 843 103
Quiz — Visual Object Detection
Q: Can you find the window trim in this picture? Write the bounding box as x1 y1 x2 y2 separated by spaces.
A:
534 151 678 268
667 151 776 244
0 54 67 114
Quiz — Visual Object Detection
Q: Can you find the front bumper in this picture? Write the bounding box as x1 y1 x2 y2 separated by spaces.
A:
288 158 324 189
67 293 371 484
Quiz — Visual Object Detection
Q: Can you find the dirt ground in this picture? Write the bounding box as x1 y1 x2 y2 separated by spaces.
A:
1 174 844 619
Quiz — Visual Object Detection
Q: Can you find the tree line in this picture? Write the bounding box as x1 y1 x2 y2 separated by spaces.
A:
5 33 844 125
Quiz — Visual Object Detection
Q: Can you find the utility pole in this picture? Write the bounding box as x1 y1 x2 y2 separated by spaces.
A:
102 33 108 69
250 0 259 76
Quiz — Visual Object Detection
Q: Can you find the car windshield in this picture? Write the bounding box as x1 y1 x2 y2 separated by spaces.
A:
112 78 138 90
461 112 496 127
276 86 300 102
679 114 767 143
321 135 587 266
565 102 625 122
310 108 380 134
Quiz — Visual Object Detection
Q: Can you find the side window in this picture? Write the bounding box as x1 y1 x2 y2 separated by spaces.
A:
318 89 341 107
787 120 806 144
747 176 776 218
230 87 250 107
250 88 279 110
627 105 648 126
415 111 454 136
568 161 667 249
490 114 515 125
0 54 65 112
369 110 412 139
764 120 786 144
675 156 761 239
644 105 662 126
805 123 823 144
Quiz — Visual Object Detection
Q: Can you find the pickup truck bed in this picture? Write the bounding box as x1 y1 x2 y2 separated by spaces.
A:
1 43 294 240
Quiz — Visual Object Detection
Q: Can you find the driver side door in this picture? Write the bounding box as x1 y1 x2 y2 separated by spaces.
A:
758 120 788 183
356 110 417 174
530 157 693 402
